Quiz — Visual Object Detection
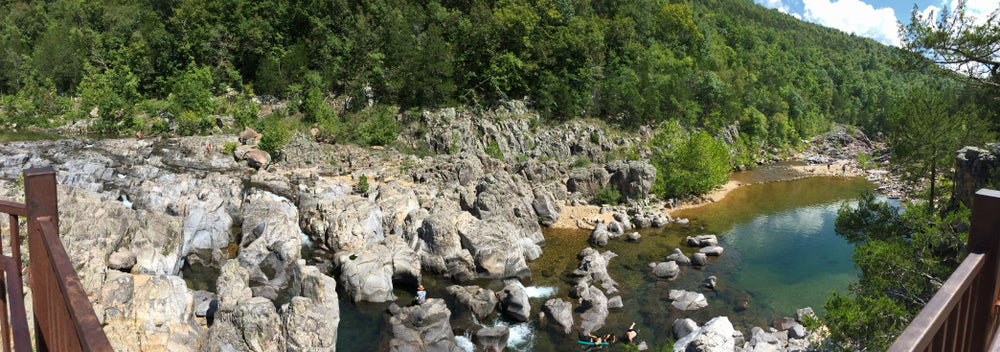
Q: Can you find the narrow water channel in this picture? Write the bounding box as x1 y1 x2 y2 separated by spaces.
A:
337 169 888 351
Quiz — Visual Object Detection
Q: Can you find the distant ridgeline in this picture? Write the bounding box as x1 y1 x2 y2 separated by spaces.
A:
0 0 956 142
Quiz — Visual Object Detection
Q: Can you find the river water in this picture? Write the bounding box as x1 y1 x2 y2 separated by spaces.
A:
338 166 885 351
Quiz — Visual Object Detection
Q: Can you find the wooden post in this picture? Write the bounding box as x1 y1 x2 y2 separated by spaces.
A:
967 189 1000 351
22 168 57 352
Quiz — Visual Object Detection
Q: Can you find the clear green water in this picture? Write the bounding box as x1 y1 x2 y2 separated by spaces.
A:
336 173 880 351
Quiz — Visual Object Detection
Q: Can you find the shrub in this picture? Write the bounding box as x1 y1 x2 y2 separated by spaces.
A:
594 184 622 205
360 107 399 146
222 141 239 155
230 89 260 128
176 111 213 136
170 63 215 116
571 156 592 168
257 114 291 157
651 126 730 199
485 140 504 160
357 174 369 194
301 71 334 123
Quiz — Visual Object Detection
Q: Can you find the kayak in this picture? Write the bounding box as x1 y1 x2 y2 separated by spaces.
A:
577 340 609 346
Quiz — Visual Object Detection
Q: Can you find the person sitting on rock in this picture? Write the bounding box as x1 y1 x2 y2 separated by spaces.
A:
624 323 637 344
585 333 605 344
415 285 426 305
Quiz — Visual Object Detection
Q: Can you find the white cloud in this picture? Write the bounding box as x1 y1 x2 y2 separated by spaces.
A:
756 0 795 15
950 0 999 25
802 0 901 46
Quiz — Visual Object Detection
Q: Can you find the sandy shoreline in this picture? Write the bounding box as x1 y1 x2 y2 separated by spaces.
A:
549 159 874 230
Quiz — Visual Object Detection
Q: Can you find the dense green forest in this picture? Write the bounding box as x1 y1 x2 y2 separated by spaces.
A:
0 0 965 143
3 0 1000 349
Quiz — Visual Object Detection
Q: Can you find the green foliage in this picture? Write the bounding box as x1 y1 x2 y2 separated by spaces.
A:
301 71 334 123
170 64 215 116
855 151 877 170
888 85 992 211
571 156 592 168
834 192 907 244
357 174 370 194
649 121 731 199
0 0 980 146
229 89 260 128
824 193 972 349
824 291 909 351
78 64 141 133
256 113 291 157
175 110 214 136
594 184 622 206
222 141 238 155
901 0 1000 91
359 107 399 146
485 140 504 160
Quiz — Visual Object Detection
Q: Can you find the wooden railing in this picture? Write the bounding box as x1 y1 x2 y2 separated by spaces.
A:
889 189 1000 352
0 168 112 352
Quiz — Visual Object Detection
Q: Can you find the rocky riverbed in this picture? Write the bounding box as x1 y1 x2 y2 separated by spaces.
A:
0 105 906 351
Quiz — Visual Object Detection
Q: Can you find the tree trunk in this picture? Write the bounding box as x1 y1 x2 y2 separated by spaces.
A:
929 160 937 213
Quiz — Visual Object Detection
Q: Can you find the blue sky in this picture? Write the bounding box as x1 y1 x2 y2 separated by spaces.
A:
752 0 999 46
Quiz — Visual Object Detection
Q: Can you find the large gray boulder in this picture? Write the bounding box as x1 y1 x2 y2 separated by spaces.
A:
673 318 699 340
245 150 271 170
567 165 610 198
387 299 463 352
203 260 285 352
532 189 561 227
412 209 478 282
470 171 544 245
606 160 656 199
577 284 609 336
653 261 680 280
238 191 302 294
100 272 202 352
474 326 510 352
300 192 385 253
415 152 485 187
699 246 725 256
589 222 610 247
571 248 619 293
954 144 1000 208
375 181 421 235
747 327 785 352
335 237 420 303
498 281 531 322
674 316 736 352
132 173 243 253
543 298 574 335
456 218 535 279
691 253 709 266
687 235 718 247
283 260 340 352
446 285 498 320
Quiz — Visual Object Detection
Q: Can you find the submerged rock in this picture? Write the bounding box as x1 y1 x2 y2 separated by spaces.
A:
669 290 708 311
665 248 691 265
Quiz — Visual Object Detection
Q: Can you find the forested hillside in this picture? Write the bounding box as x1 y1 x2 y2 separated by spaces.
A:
0 0 959 144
